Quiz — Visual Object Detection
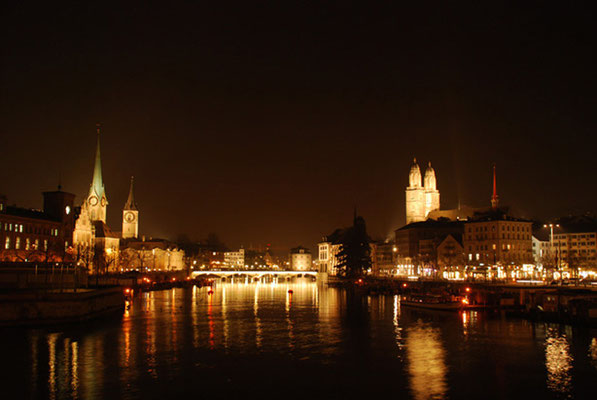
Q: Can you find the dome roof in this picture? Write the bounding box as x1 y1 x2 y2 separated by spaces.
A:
424 162 435 177
409 158 421 174
408 158 422 188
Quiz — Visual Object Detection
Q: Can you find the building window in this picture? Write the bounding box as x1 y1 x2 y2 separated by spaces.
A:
5 237 10 249
15 237 21 250
44 240 48 251
26 238 30 250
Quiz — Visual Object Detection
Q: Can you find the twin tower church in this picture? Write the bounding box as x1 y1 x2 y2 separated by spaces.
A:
405 158 440 224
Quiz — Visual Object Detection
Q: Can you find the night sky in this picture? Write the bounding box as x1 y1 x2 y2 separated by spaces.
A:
1 2 596 253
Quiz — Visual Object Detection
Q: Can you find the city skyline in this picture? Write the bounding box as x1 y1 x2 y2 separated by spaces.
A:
2 3 597 252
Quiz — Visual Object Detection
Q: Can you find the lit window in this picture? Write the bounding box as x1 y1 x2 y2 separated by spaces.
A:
26 238 30 250
15 237 21 249
44 240 48 251
5 237 10 249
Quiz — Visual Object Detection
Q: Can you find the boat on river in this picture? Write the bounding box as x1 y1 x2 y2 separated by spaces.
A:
400 293 467 311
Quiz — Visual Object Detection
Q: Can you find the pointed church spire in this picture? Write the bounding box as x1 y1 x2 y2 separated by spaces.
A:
491 164 499 210
124 176 137 210
89 123 106 200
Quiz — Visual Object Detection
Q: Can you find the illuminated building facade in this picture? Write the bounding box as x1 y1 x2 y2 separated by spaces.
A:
318 240 341 277
436 234 465 279
0 190 75 262
405 158 440 224
370 240 396 275
463 211 533 276
224 248 245 268
289 246 312 271
120 238 185 272
549 216 597 277
394 219 464 275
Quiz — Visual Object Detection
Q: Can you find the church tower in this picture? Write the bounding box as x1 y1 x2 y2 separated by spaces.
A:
86 125 108 223
424 162 440 217
122 176 139 239
405 158 426 224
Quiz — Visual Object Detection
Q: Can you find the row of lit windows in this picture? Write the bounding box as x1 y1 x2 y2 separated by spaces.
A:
468 251 531 261
469 243 527 252
554 233 596 239
554 241 596 247
1 222 60 236
467 224 530 233
4 236 48 251
467 233 531 241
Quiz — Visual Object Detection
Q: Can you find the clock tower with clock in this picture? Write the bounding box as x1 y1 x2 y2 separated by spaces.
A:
122 176 139 239
86 125 108 223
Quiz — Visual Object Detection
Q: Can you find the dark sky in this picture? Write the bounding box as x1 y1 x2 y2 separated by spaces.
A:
1 2 596 253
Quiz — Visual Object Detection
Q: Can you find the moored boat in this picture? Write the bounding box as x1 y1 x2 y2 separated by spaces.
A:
400 293 467 311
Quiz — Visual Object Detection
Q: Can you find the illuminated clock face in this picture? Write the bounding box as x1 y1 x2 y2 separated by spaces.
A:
89 196 98 206
100 197 106 206
125 212 136 222
65 206 71 215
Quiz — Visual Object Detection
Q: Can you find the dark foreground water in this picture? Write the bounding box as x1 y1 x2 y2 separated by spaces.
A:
3 283 597 399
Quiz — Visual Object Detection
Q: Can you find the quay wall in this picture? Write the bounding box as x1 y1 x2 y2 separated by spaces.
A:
0 286 125 327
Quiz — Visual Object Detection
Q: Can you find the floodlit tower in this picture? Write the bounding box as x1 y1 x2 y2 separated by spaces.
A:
86 124 108 223
122 176 139 239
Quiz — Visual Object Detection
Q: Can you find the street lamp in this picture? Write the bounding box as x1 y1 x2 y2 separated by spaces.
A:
543 223 560 280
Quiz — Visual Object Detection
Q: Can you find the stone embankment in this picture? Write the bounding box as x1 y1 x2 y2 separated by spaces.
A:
0 286 125 327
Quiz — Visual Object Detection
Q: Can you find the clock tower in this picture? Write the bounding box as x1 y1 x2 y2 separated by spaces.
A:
122 176 139 239
86 125 108 223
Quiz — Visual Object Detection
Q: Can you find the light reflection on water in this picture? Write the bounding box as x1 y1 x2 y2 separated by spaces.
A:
3 283 597 399
406 322 447 400
545 328 573 396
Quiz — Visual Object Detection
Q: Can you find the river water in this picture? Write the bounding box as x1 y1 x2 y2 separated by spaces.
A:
3 282 597 399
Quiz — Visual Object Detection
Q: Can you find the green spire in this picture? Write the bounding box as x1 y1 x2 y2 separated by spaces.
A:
124 176 137 210
89 124 106 200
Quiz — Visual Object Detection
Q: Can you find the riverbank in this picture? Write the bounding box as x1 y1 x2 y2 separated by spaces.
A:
329 276 597 326
0 286 125 327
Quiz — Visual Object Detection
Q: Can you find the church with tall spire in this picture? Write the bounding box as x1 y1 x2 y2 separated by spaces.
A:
86 124 108 223
71 125 188 273
122 176 139 239
73 125 121 269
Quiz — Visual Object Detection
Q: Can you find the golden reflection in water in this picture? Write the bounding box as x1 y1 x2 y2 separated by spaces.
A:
168 289 179 363
192 285 199 347
71 341 79 399
222 286 229 349
145 291 158 379
406 323 447 400
207 287 215 349
545 329 573 394
254 284 262 349
30 334 39 395
47 333 59 400
286 286 295 351
590 338 597 369
393 296 404 353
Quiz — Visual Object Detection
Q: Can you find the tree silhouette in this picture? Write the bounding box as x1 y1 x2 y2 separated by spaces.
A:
336 214 371 278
